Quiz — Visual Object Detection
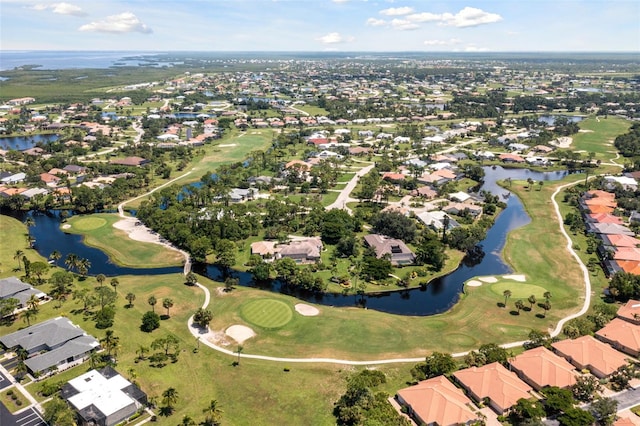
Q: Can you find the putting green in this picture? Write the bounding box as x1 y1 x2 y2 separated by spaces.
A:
490 282 548 299
241 299 293 329
68 216 107 231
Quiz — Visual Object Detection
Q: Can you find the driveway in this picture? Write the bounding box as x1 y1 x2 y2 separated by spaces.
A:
0 369 12 390
0 403 46 426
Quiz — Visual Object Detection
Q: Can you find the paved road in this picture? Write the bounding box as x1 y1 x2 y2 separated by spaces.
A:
325 161 375 213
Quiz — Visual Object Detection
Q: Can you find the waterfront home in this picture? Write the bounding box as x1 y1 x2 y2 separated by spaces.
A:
395 376 480 426
363 234 415 266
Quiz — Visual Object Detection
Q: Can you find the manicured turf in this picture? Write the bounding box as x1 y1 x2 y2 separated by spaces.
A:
64 213 183 268
490 282 549 299
67 216 107 231
241 299 293 329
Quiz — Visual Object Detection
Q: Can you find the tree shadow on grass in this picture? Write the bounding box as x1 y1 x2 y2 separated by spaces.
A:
509 310 520 316
497 302 505 308
535 313 546 319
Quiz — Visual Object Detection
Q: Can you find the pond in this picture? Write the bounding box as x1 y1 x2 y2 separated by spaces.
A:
0 133 59 151
537 115 585 125
5 166 569 316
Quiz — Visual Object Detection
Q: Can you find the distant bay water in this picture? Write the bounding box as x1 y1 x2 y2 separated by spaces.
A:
0 50 169 71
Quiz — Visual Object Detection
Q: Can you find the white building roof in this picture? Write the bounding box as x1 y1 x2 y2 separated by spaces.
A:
67 370 135 416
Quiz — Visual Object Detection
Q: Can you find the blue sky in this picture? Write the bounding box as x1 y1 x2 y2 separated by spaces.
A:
1 0 638 52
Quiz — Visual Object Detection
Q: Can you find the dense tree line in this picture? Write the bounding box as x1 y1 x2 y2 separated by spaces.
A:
614 123 640 161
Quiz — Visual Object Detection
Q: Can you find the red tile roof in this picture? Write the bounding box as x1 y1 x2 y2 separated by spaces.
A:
596 318 640 356
509 347 577 390
617 300 640 324
397 376 479 426
552 335 628 377
453 362 532 413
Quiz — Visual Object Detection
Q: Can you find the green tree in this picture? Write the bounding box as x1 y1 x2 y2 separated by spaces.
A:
503 289 512 307
185 271 198 286
43 396 76 426
14 249 24 270
541 300 551 317
542 386 575 416
100 330 120 356
162 298 174 317
527 294 537 309
148 295 157 312
110 277 119 294
162 387 179 413
511 398 546 424
202 399 223 426
193 308 213 329
236 345 243 365
96 273 106 287
126 292 136 307
94 286 116 310
515 299 525 314
571 375 602 403
141 311 160 332
590 397 618 426
558 408 595 426
411 352 457 381
215 239 237 274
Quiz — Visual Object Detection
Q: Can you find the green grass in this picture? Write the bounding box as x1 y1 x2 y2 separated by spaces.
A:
0 215 47 279
240 299 293 329
0 388 28 413
571 116 631 161
64 213 183 268
489 282 548 299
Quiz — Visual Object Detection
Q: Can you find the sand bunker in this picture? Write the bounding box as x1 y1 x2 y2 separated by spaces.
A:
62 224 71 229
218 143 237 147
578 129 594 133
479 276 498 283
113 219 161 244
295 303 320 316
466 280 483 287
225 325 256 344
502 274 526 282
550 136 572 148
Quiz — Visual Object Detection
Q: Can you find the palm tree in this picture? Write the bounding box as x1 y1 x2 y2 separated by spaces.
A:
64 253 78 272
543 291 552 302
49 250 61 265
148 295 157 312
126 292 136 307
100 330 119 356
162 298 174 317
21 309 35 326
110 278 119 294
180 416 196 426
162 387 179 411
14 249 24 270
96 274 106 287
515 299 525 314
136 345 149 361
527 294 537 309
541 301 551 317
26 294 39 313
236 345 244 365
77 258 91 277
503 289 512 307
202 399 223 425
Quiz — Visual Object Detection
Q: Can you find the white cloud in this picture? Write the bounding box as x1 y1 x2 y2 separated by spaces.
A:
78 12 152 34
315 32 353 44
366 18 386 27
30 2 87 16
380 7 414 16
406 12 443 23
441 7 502 28
390 19 419 31
423 38 461 46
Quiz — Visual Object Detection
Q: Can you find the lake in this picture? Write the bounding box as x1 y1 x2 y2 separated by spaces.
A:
0 133 59 151
4 166 568 316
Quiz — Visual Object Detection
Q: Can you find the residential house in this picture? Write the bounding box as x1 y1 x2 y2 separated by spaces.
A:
509 347 578 390
276 237 323 264
61 366 147 426
552 335 629 378
1 172 26 184
250 241 278 261
395 376 480 426
0 317 100 375
443 202 483 217
498 153 525 163
110 157 150 167
417 211 460 231
453 362 533 414
363 234 415 266
0 276 47 312
587 223 635 237
411 186 438 199
595 318 640 357
616 299 640 325
40 172 62 188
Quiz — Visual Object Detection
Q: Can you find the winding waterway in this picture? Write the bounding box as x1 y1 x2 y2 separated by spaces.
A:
5 167 568 316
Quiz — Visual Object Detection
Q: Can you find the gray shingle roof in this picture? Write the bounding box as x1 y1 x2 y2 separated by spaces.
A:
24 335 99 373
0 277 31 299
0 317 85 352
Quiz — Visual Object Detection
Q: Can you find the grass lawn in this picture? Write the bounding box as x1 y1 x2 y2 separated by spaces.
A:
64 213 183 268
0 215 47 278
571 116 631 161
488 281 549 300
240 299 293 329
0 388 28 413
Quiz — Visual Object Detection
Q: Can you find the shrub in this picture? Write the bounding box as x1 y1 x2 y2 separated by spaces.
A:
141 311 161 332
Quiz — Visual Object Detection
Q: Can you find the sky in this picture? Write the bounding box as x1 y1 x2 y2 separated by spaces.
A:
1 0 639 52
